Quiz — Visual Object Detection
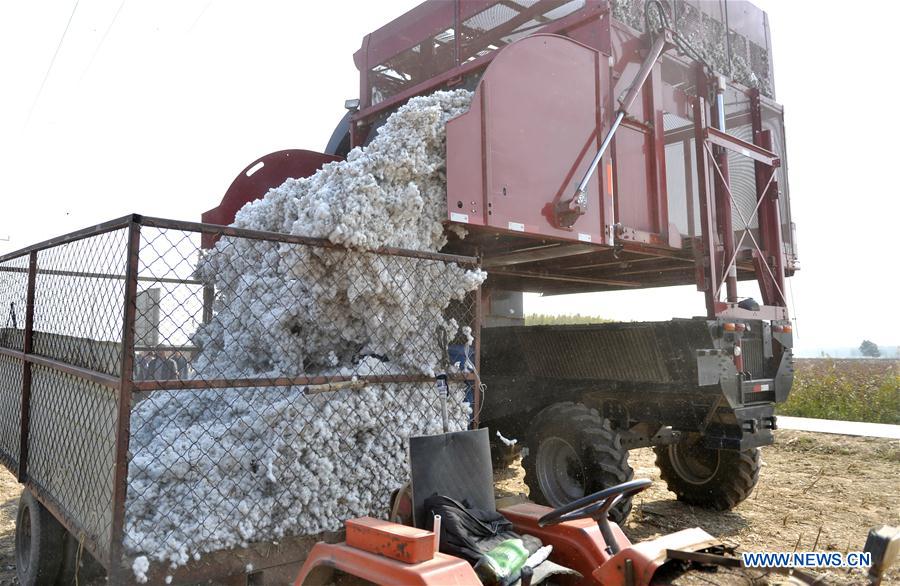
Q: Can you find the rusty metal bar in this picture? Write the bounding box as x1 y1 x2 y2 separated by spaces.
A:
482 243 596 268
132 372 477 392
0 347 120 389
0 214 478 267
17 251 36 482
750 93 787 308
0 265 203 286
650 59 670 242
138 216 479 266
0 215 133 264
26 480 107 571
109 220 141 575
202 284 215 324
487 269 641 288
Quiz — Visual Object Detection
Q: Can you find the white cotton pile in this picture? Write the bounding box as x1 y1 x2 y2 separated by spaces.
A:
125 90 484 575
125 379 470 573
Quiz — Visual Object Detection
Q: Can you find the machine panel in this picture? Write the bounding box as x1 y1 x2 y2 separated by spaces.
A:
446 34 613 245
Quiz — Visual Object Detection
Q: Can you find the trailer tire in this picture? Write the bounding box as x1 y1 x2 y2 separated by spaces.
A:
523 402 633 524
58 532 106 584
15 490 64 585
654 439 760 510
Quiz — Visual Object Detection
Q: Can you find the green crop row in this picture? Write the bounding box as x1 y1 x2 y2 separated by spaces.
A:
777 359 900 424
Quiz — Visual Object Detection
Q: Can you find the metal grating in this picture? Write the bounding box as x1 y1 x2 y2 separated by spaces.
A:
27 365 117 559
513 326 672 382
0 255 29 351
0 354 22 468
742 335 765 379
0 216 482 577
32 229 128 377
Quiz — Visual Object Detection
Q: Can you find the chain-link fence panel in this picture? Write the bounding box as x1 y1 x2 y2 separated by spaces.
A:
27 364 118 560
0 354 22 469
32 229 128 377
0 255 29 351
0 216 483 580
122 220 481 575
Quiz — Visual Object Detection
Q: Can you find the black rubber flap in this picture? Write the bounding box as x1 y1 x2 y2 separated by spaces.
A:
409 428 494 528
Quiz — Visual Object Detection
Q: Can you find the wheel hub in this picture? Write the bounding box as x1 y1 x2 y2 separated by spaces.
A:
536 437 586 505
669 440 720 485
17 506 31 572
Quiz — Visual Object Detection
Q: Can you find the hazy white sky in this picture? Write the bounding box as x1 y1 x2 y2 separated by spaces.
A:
1 0 897 354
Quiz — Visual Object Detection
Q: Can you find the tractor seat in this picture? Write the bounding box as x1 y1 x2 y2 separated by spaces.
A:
408 428 580 584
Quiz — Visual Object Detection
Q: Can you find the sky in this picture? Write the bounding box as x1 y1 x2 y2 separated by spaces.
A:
1 0 898 356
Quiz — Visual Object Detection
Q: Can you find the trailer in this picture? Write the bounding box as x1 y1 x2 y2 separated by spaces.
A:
0 216 480 583
0 0 798 583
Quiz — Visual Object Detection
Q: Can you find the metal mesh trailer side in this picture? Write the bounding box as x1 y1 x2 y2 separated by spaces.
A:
0 214 481 583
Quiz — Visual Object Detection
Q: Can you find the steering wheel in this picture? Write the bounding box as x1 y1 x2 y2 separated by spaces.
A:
537 479 652 554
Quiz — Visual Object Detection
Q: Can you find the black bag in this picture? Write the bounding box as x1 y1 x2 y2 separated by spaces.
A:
423 494 520 565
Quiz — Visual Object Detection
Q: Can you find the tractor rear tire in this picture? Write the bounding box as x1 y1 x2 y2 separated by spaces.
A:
523 402 633 524
654 439 760 510
15 490 64 585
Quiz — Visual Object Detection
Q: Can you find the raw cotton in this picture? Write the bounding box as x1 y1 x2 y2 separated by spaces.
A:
191 88 480 378
126 377 469 574
611 0 774 97
125 90 483 577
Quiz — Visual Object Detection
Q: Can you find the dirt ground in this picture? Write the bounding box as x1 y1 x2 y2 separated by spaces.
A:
0 429 896 585
0 468 17 586
496 429 900 585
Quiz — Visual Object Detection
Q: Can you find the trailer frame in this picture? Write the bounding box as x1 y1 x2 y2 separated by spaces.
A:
0 214 482 583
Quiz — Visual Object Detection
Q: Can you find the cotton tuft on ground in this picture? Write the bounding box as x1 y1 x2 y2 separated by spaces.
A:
124 89 483 579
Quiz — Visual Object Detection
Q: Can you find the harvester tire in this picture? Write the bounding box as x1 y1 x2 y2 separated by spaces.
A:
523 402 633 524
654 439 760 510
15 490 64 585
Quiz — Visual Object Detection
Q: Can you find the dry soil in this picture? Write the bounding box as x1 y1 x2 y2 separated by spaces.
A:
496 429 900 584
0 429 896 585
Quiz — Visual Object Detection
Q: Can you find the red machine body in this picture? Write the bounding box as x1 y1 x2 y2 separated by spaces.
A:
351 0 795 320
294 503 720 586
204 0 795 321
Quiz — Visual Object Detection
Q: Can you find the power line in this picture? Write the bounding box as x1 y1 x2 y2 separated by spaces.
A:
24 0 81 129
80 0 127 82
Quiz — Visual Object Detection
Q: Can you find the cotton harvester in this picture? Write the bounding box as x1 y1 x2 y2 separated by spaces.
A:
7 0 871 584
206 0 797 525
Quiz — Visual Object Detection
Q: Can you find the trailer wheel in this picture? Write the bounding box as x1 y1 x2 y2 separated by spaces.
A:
15 490 64 585
523 402 633 524
654 438 760 510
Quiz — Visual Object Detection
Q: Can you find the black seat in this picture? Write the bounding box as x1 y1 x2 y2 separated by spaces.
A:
408 427 495 529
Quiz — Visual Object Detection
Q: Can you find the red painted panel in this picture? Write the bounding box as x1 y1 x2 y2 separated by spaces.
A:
201 149 341 248
613 127 655 233
446 34 609 244
445 90 487 227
